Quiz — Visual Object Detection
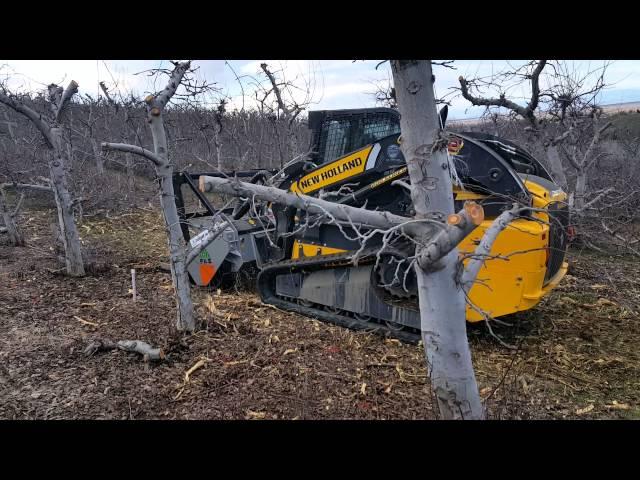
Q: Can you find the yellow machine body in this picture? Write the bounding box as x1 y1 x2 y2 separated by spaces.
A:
288 178 568 322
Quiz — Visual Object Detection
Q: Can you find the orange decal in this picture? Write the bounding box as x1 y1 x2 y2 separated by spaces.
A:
199 264 216 285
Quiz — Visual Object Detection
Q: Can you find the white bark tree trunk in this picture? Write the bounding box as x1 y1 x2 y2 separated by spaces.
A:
146 69 196 332
0 186 24 246
121 131 137 205
125 152 136 205
214 127 223 171
155 157 195 332
49 127 85 276
102 62 195 332
574 167 587 212
91 137 105 174
391 60 484 420
545 144 569 192
0 83 84 276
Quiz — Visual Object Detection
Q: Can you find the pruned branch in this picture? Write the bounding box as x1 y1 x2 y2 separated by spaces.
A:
101 142 164 167
99 81 116 106
415 202 485 268
459 204 524 293
54 81 79 123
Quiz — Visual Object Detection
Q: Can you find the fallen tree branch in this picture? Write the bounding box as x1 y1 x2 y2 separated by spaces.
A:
600 220 640 256
199 175 433 237
0 182 53 194
580 187 615 212
200 175 485 268
84 338 165 362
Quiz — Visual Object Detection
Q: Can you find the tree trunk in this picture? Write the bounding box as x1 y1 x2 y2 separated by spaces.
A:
0 187 24 246
574 167 587 211
214 128 223 171
285 122 297 166
545 144 569 192
91 137 105 174
121 132 137 206
125 152 136 206
145 68 196 332
391 60 484 420
49 127 85 276
155 159 195 332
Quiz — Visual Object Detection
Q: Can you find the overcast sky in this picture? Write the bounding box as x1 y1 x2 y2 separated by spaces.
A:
1 60 639 120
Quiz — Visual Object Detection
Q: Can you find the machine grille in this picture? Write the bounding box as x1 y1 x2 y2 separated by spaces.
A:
545 202 570 283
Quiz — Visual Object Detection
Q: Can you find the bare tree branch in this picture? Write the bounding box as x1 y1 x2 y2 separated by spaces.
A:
460 204 524 293
0 91 53 146
101 142 163 167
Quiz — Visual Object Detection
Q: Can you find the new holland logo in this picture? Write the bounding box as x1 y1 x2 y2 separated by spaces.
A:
292 146 372 194
299 157 363 190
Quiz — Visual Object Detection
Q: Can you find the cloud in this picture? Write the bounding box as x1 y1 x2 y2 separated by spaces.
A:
1 60 639 119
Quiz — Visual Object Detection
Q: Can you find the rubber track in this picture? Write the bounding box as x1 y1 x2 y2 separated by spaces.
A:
257 249 421 344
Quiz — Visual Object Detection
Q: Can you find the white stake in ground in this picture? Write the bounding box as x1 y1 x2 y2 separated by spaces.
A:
131 269 137 302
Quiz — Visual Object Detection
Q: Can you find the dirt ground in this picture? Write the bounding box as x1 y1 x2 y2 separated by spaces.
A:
1 204 639 420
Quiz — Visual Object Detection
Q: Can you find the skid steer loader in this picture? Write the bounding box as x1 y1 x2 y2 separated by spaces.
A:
173 107 569 343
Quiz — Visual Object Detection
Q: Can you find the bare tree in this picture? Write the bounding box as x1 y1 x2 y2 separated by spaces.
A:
0 184 24 245
253 63 313 167
370 77 397 109
0 81 85 275
79 96 107 174
98 82 142 204
456 60 640 252
102 61 225 332
457 61 610 198
390 60 484 419
558 116 612 212
458 61 578 192
0 181 53 246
